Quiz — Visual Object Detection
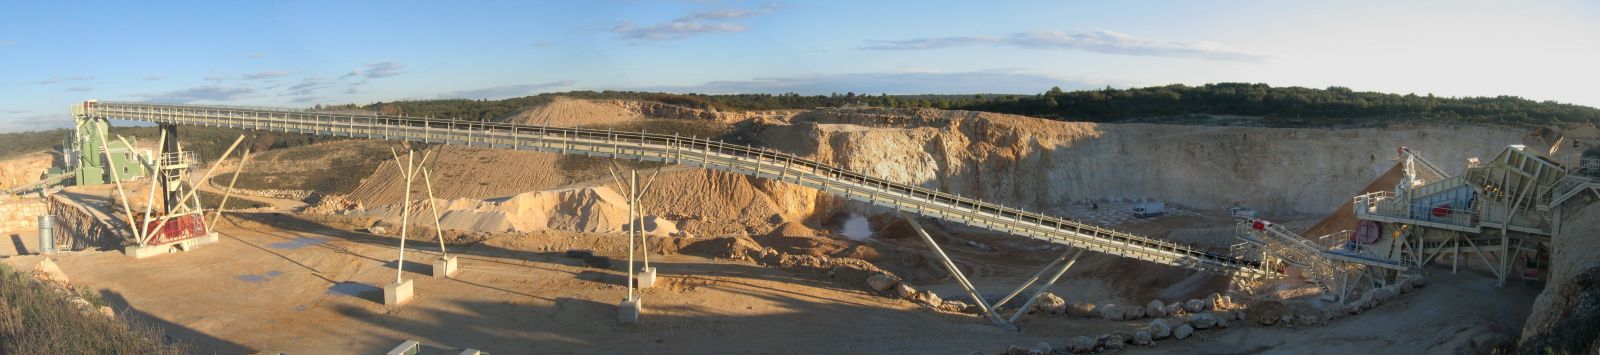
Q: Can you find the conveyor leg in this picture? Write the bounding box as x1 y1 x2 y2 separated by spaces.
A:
899 212 1016 331
1006 249 1084 325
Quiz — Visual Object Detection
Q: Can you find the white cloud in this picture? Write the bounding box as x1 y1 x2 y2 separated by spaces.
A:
345 62 405 79
246 52 268 59
142 75 166 81
611 4 778 42
0 40 13 46
439 80 576 99
242 71 289 80
863 30 1275 62
67 86 93 92
138 85 256 104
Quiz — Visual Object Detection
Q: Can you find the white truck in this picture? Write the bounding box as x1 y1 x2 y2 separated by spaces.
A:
1132 201 1165 218
1229 206 1259 220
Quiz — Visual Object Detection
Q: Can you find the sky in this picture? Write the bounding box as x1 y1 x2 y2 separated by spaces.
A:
2 0 1598 132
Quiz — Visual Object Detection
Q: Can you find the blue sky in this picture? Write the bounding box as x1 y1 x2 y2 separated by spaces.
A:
2 0 1598 132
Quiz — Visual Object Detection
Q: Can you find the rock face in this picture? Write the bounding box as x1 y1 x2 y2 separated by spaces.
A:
1173 324 1195 340
1520 201 1600 353
763 108 1529 215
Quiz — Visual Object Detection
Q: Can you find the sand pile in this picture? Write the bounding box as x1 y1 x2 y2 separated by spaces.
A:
505 97 643 127
345 145 569 206
350 183 686 236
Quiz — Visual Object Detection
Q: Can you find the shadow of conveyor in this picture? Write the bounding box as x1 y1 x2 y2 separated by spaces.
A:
96 290 256 354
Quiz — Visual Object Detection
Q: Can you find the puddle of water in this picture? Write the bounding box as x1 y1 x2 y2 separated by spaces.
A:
839 215 873 241
269 237 327 250
327 281 379 297
235 270 285 283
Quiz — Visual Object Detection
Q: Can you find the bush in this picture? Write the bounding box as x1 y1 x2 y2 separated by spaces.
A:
0 264 191 354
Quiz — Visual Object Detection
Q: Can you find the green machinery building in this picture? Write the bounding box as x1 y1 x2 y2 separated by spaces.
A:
46 112 150 186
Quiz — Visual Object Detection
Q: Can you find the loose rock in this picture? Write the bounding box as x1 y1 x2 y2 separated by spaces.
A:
1098 303 1124 320
1184 299 1207 313
1035 293 1067 314
1067 336 1097 353
1100 333 1127 350
1166 301 1184 316
1030 341 1052 355
1069 301 1097 318
1173 324 1195 340
1132 330 1153 345
867 273 901 292
1124 304 1146 320
1146 300 1167 317
1148 318 1173 339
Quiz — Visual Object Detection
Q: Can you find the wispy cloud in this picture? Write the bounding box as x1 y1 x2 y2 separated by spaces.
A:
344 62 405 79
611 4 778 42
862 30 1275 62
0 114 73 133
142 75 166 81
246 52 268 59
0 110 27 115
635 70 1103 95
241 71 289 80
67 86 93 92
285 77 333 96
67 76 94 81
531 41 555 48
0 40 13 46
439 80 577 99
25 77 61 85
138 85 255 104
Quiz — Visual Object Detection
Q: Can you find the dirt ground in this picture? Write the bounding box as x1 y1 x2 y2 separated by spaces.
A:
0 208 1540 354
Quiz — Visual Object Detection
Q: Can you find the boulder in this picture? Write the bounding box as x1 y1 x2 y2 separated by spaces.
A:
1035 293 1067 314
941 300 973 313
1297 314 1321 327
1124 304 1146 320
1067 336 1097 353
32 258 69 286
1188 313 1218 330
1100 333 1127 350
1146 300 1168 317
1278 314 1294 325
1005 344 1028 355
1410 277 1428 288
1183 299 1207 313
1166 301 1184 316
1173 324 1195 340
1098 303 1124 320
1147 318 1173 339
1205 293 1224 309
867 273 901 292
910 290 943 308
97 306 115 319
1131 330 1153 346
1030 341 1052 355
1068 301 1098 318
1397 279 1415 293
893 284 916 299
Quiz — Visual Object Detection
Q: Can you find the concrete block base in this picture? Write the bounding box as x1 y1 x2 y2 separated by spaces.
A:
384 279 415 306
432 256 460 279
387 340 420 355
124 244 173 259
618 297 641 324
638 266 657 289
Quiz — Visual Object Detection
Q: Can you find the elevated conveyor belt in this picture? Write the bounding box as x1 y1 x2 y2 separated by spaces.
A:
81 101 1279 278
5 171 74 195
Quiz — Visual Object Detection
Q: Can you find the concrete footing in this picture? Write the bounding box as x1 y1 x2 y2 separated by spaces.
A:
638 266 657 288
124 244 172 259
618 297 641 324
386 340 420 355
384 279 415 306
433 256 460 278
124 232 221 259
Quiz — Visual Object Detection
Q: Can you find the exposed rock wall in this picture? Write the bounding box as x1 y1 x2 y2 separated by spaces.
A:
45 194 123 250
0 197 47 232
1518 197 1600 353
763 108 1536 215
